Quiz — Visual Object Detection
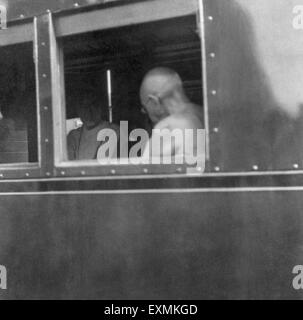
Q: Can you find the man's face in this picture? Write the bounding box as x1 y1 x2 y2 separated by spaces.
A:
141 95 165 125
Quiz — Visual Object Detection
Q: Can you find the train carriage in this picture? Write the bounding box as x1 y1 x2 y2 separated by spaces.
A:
0 0 303 299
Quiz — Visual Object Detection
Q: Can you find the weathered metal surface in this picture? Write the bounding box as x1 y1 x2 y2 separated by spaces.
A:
54 0 198 37
0 0 303 301
35 14 55 176
2 0 141 22
204 0 303 173
0 189 303 299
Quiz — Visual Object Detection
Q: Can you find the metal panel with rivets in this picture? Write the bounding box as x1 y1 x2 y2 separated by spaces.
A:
203 0 303 173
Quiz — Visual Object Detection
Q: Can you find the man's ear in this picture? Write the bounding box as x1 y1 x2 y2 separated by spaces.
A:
149 94 161 111
148 94 159 105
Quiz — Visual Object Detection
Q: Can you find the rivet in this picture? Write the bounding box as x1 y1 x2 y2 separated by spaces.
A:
25 173 30 177
208 16 213 21
41 42 46 46
81 171 86 176
74 3 79 7
197 167 203 172
45 138 49 143
214 166 220 172
111 169 116 175
42 74 47 78
211 90 217 96
293 164 299 169
43 106 48 111
61 171 66 176
143 168 148 174
0 174 4 178
213 127 219 133
252 165 259 171
177 167 183 173
46 9 51 13
46 172 51 177
20 14 25 19
209 52 216 58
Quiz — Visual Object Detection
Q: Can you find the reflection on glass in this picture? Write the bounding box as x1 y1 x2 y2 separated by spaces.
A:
204 0 303 172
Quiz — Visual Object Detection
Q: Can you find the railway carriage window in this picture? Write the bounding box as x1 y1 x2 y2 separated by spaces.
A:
59 15 204 171
0 42 37 164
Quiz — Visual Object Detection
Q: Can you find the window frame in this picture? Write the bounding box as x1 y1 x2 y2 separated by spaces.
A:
50 0 303 180
0 19 43 180
50 0 206 178
2 0 302 182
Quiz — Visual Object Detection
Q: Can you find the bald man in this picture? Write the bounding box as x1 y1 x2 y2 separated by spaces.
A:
140 67 204 161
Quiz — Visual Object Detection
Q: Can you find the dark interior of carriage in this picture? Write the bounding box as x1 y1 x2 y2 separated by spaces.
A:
63 15 202 143
0 42 37 164
0 15 202 165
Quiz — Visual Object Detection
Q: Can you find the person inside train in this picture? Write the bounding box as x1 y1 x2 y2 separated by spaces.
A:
139 67 204 160
67 88 119 161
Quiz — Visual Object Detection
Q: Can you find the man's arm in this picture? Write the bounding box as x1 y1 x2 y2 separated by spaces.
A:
67 130 78 160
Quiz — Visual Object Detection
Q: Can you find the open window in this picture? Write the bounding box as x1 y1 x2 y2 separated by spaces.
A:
63 17 202 159
52 0 204 176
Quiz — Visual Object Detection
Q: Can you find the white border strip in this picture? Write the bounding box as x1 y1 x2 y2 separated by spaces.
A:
2 186 303 196
199 0 210 160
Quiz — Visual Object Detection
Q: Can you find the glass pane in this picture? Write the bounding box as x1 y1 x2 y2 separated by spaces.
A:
205 0 303 173
61 15 203 165
0 42 37 164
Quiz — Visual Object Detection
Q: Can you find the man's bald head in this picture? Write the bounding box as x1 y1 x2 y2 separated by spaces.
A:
140 67 187 123
140 67 183 104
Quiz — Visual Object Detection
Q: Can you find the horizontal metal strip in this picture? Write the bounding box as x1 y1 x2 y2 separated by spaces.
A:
55 0 198 37
3 186 303 196
0 23 33 46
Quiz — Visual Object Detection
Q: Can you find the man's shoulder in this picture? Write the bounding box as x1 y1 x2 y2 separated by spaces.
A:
156 112 202 130
68 127 81 139
98 121 120 134
96 122 120 142
108 122 120 133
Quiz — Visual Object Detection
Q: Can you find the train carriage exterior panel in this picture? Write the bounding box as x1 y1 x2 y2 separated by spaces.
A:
0 0 303 299
0 189 303 299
